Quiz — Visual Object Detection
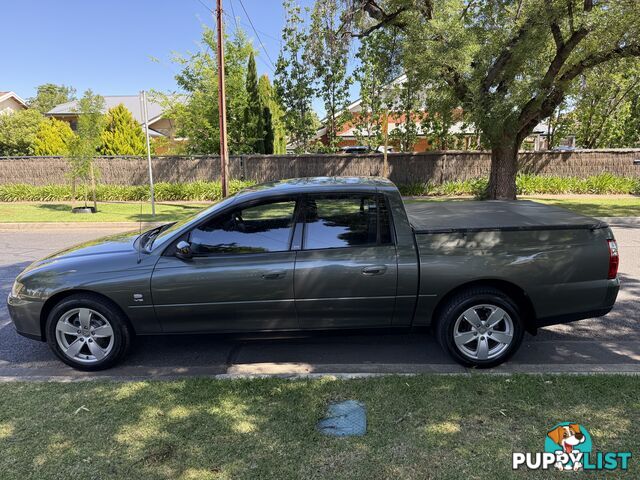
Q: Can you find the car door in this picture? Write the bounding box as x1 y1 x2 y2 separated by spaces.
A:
151 196 300 333
294 193 398 328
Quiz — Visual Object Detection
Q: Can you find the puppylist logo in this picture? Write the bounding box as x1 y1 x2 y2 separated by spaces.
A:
513 422 632 471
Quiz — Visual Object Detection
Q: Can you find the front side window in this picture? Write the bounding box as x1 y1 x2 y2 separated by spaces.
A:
303 194 392 250
189 199 297 255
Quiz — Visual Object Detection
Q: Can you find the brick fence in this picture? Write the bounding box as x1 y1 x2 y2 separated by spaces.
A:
0 150 638 186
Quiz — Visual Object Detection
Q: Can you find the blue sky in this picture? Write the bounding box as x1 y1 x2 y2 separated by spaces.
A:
2 0 336 112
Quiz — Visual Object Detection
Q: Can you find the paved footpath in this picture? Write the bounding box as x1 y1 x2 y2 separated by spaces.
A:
0 222 638 380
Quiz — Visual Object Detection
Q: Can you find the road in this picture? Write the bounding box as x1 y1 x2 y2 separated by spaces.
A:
1 223 639 379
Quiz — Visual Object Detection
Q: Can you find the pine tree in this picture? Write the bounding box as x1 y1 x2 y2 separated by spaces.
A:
244 52 265 153
258 74 287 154
33 117 75 155
99 104 147 156
263 106 274 154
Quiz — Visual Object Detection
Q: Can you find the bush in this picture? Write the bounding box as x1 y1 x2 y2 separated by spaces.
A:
399 174 640 198
0 180 255 202
0 174 638 202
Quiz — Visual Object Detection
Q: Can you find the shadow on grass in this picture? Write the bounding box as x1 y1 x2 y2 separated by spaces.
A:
534 200 640 217
35 203 206 222
0 375 638 479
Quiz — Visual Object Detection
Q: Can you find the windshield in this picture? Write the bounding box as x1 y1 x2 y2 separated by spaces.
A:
150 194 239 249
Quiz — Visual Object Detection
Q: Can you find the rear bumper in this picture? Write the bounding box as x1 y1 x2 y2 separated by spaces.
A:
6 294 45 341
533 278 619 329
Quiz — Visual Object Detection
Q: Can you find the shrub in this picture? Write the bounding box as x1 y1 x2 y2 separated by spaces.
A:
0 180 255 202
0 175 637 202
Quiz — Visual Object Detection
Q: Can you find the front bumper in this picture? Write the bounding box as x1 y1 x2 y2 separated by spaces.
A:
7 294 45 341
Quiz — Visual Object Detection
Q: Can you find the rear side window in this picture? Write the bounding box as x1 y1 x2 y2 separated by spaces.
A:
302 194 393 250
189 199 297 254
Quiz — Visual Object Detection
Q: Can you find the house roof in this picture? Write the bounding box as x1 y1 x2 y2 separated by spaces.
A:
0 91 28 108
47 95 168 125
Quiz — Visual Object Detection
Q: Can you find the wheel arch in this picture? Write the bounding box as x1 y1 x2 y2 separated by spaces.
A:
431 279 538 334
40 289 136 340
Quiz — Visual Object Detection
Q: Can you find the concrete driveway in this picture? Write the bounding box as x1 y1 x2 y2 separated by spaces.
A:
1 223 639 379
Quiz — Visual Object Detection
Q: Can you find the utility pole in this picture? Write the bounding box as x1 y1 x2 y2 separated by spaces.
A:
216 0 230 197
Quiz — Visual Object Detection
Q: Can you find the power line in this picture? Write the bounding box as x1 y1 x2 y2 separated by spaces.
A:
194 0 281 42
235 0 277 69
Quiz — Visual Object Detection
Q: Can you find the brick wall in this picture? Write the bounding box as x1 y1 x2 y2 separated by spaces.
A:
0 150 638 186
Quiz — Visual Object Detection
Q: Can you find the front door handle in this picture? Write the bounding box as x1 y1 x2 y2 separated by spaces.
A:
361 265 387 276
262 270 286 280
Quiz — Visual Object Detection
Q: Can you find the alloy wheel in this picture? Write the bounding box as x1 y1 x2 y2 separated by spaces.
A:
55 308 115 364
453 304 514 361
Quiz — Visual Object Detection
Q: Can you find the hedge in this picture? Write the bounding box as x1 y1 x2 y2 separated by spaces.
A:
0 180 255 202
0 174 638 202
398 173 640 197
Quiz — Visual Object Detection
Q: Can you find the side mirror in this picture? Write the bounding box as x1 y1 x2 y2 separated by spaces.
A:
175 240 193 260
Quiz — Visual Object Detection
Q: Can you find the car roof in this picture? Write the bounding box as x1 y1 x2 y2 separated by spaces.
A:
233 176 396 202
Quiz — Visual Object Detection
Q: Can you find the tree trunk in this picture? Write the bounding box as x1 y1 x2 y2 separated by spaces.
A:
487 141 519 200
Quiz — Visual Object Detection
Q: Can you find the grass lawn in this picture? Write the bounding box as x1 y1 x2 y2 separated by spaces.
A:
523 196 640 217
0 196 638 223
404 195 640 217
0 375 637 479
0 202 208 223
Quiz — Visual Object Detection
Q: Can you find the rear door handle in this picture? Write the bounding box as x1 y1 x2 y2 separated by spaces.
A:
361 265 387 276
262 270 286 280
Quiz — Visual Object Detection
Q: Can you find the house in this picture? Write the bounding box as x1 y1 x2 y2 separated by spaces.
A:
315 75 564 152
46 95 176 138
314 75 479 152
0 91 28 115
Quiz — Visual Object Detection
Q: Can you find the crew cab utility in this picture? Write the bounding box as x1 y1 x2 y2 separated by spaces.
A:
8 177 619 370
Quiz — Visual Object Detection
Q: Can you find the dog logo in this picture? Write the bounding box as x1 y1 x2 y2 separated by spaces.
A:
545 423 590 470
513 422 631 471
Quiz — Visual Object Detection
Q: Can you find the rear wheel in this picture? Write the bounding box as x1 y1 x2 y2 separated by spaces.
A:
435 287 524 368
46 294 132 371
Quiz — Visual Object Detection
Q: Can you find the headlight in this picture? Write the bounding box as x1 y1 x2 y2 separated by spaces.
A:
10 280 24 297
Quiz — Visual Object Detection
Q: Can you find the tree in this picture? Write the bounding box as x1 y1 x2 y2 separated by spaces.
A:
68 90 105 210
244 52 265 153
28 84 76 113
258 74 287 154
341 0 640 199
99 104 147 155
308 0 353 151
275 0 316 153
569 60 640 148
158 27 254 155
33 118 75 155
351 30 396 149
0 109 44 156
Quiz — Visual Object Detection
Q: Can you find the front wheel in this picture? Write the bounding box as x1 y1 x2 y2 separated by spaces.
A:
46 294 132 371
435 288 525 368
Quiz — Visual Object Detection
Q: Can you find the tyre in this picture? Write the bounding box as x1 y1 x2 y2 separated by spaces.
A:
45 293 132 371
434 287 525 368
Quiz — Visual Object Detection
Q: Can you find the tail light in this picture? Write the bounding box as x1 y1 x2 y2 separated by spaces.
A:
607 239 619 279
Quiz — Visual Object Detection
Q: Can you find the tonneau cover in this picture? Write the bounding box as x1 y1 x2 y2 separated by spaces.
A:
405 200 607 234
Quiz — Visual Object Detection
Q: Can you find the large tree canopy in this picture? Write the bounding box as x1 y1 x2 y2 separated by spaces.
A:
28 83 76 114
340 0 640 198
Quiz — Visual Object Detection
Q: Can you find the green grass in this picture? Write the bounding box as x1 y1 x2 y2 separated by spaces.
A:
405 195 640 217
0 375 637 479
1 195 639 223
524 196 640 217
0 202 208 223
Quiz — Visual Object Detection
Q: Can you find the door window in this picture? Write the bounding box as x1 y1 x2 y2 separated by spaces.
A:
303 194 393 250
189 199 297 255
